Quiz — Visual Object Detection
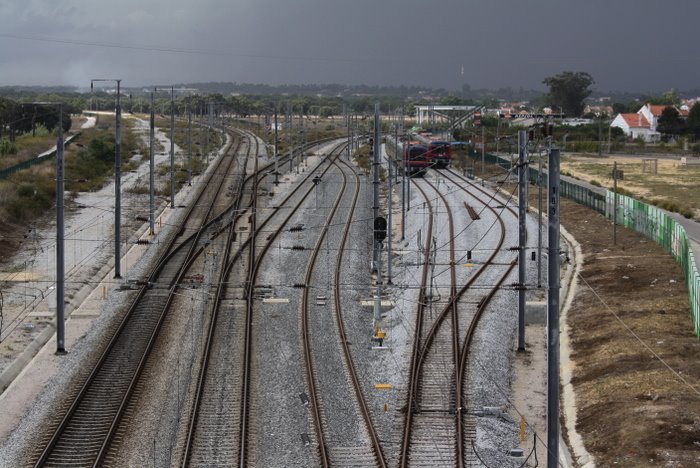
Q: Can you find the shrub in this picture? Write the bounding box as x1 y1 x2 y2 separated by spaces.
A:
5 183 52 222
0 139 17 155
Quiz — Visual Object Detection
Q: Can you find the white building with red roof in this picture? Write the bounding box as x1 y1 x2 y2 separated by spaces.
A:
611 103 690 142
610 112 660 142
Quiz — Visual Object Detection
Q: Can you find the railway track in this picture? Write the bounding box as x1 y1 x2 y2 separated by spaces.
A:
439 169 519 466
180 140 352 467
398 169 520 467
33 128 246 467
297 155 388 467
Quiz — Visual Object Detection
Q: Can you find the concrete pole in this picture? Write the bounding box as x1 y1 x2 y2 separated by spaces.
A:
547 148 561 468
56 104 66 354
115 80 122 278
149 91 155 235
170 86 175 208
517 130 528 352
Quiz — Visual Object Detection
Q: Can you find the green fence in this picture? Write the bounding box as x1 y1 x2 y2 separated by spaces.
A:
0 133 79 180
607 193 700 339
466 151 700 340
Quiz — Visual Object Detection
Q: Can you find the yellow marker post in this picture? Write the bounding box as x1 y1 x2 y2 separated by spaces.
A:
520 415 526 442
463 263 475 268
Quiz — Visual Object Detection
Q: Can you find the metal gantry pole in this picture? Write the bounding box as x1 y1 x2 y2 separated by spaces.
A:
517 130 528 352
56 104 66 354
149 91 155 235
170 86 175 208
547 148 561 468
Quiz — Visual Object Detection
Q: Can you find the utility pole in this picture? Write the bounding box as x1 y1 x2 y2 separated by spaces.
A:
346 104 350 160
517 130 528 352
387 130 393 284
207 101 213 164
55 104 66 355
287 103 293 173
547 148 561 468
613 161 618 245
274 106 279 185
538 147 544 288
149 90 155 235
372 103 380 272
481 125 486 186
187 107 192 187
169 86 175 208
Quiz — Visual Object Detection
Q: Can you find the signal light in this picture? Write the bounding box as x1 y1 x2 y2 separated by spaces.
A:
467 250 472 260
528 130 535 141
293 283 306 288
136 239 150 245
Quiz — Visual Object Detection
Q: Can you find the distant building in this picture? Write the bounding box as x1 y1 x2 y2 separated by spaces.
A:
584 104 613 117
610 112 660 142
609 103 691 142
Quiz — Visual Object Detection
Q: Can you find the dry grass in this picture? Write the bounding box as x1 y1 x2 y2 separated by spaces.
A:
561 154 700 219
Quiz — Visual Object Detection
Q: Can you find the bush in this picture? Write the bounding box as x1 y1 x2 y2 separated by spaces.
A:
0 139 17 155
5 183 52 222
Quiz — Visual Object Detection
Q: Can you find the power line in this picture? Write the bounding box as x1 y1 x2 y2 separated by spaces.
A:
0 32 391 65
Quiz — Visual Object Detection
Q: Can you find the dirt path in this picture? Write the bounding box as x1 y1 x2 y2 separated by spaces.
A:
559 198 700 466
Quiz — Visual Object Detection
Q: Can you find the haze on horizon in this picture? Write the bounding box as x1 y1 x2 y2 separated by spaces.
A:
0 0 698 94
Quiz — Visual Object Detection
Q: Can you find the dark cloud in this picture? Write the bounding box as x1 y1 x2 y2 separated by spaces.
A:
0 0 698 92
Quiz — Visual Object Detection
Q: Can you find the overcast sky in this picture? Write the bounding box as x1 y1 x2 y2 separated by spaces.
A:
0 0 698 93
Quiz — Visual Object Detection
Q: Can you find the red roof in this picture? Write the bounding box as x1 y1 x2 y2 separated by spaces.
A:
648 104 670 116
620 113 650 128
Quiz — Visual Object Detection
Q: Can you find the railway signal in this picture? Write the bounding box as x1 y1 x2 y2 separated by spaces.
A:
374 216 387 242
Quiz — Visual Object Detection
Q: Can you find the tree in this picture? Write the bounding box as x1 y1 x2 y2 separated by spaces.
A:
647 89 681 106
686 102 700 137
656 106 685 138
542 71 595 117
